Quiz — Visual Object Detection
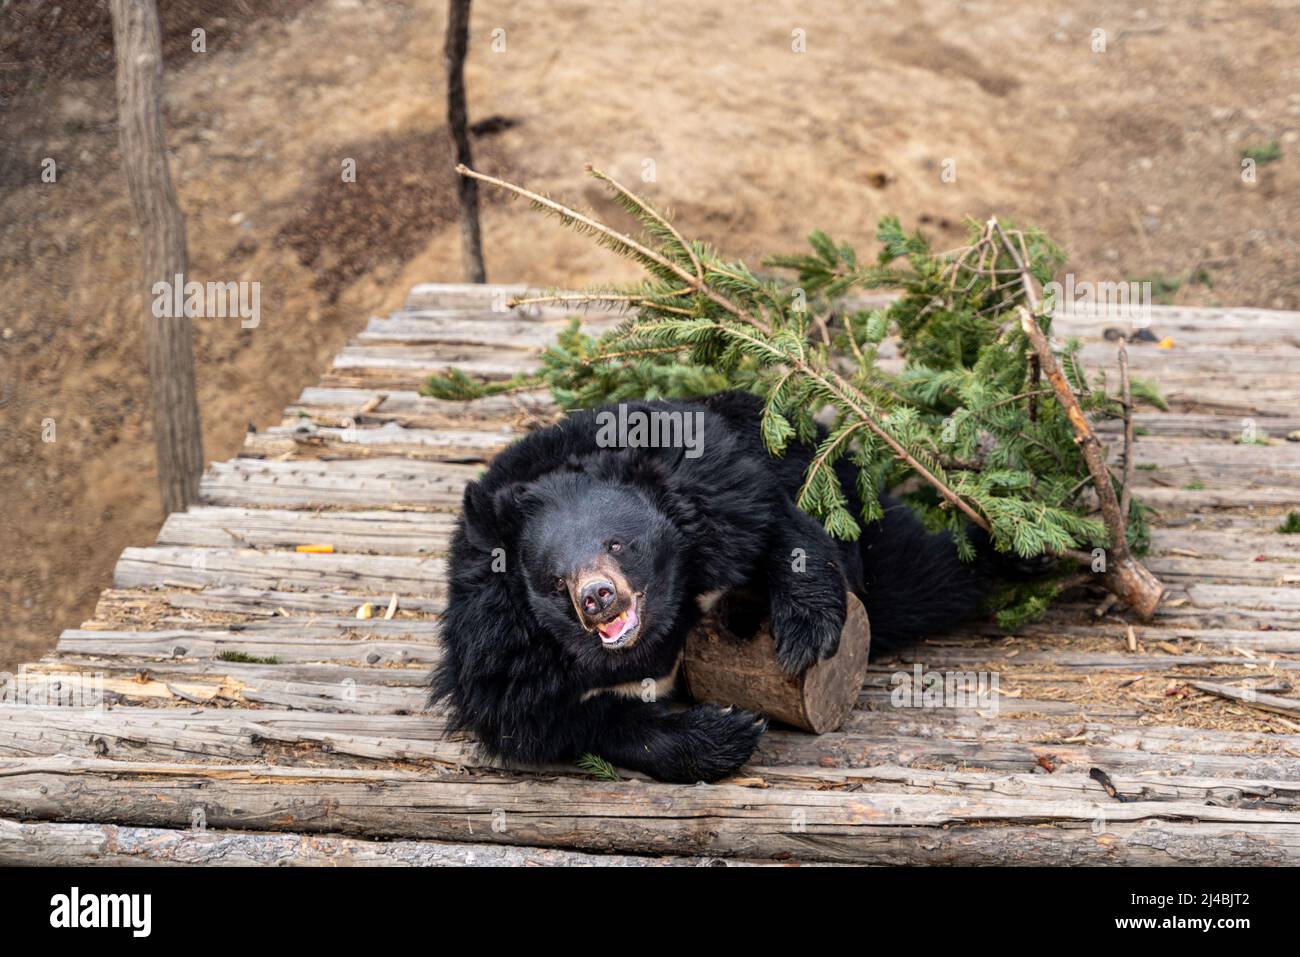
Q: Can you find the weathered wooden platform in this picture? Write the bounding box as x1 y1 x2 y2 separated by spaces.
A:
2 283 1298 866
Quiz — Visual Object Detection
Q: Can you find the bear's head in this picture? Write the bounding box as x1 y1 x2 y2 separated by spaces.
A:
469 455 690 665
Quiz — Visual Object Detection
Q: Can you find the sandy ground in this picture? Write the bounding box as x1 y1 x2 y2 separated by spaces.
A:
2 0 1298 669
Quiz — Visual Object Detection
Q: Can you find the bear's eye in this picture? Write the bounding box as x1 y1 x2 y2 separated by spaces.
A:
607 539 623 553
552 576 566 593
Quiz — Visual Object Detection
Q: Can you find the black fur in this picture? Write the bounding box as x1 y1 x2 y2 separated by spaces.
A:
429 391 989 783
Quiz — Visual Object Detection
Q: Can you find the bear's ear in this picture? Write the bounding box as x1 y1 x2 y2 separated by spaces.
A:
460 480 540 549
490 481 540 534
459 480 504 551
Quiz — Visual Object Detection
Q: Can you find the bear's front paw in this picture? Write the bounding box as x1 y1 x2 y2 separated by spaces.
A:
771 603 844 674
673 704 768 783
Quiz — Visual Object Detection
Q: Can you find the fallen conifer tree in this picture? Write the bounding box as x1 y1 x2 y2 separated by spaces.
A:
426 164 1166 626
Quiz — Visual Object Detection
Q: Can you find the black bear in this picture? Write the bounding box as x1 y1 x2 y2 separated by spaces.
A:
429 391 988 783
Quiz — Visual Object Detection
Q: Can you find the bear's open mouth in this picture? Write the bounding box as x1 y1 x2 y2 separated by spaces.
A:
594 594 643 649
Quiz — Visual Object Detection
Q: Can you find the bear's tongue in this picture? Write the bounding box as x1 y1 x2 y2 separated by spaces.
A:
598 606 638 644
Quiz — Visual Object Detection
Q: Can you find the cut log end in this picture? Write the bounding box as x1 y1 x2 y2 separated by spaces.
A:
1107 556 1165 621
683 593 870 733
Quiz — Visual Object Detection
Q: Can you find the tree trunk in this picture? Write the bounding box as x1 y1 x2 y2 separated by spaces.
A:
444 0 486 283
111 0 204 517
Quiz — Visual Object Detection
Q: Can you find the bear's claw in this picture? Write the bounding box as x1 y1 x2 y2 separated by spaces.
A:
673 704 768 783
771 606 843 674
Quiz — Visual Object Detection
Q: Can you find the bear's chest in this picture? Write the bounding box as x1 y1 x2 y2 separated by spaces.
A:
579 652 682 703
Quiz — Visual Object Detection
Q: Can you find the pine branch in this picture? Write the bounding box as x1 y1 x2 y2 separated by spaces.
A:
456 165 772 333
1017 307 1163 617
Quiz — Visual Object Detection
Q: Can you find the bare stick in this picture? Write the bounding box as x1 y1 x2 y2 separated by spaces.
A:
1118 335 1135 521
1188 680 1300 719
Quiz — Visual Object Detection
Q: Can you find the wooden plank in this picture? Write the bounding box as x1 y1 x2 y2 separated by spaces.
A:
292 387 555 428
1096 413 1300 439
55 628 441 665
0 819 750 867
333 344 541 377
744 764 1300 808
95 585 447 620
759 728 1300 781
868 646 1300 672
359 313 620 347
1148 528 1300 559
1005 622 1300 654
3 758 1297 864
1076 347 1300 371
244 423 513 462
1129 486 1300 509
1110 436 1300 470
3 704 1294 783
200 458 477 509
404 282 531 310
113 546 448 594
1185 584 1300 611
158 507 456 554
1142 556 1300 583
29 658 429 713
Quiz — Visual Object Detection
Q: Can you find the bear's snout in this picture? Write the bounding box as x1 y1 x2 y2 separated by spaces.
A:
579 578 618 616
567 557 638 641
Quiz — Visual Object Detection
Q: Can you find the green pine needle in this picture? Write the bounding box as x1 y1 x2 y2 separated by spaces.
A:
577 753 621 781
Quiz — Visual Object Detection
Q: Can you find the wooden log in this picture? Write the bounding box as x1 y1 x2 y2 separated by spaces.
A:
684 593 870 733
158 506 456 554
2 703 1296 783
112 546 449 594
94 585 448 620
3 757 1298 865
199 457 476 509
360 314 620 347
55 627 442 665
252 422 513 458
333 344 541 379
292 386 555 429
0 819 760 867
405 282 530 310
